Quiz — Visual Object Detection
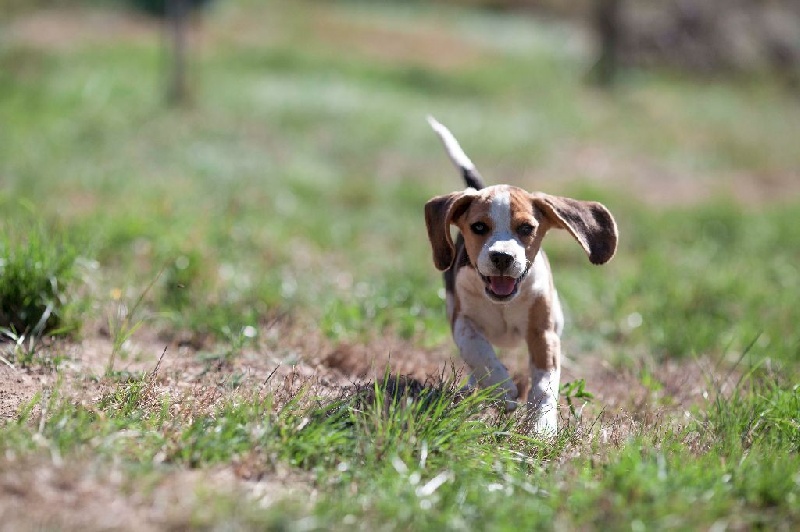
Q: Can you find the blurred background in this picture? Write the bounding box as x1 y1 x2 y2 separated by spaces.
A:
1 0 799 367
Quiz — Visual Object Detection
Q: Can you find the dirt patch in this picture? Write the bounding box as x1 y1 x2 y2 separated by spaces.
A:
0 363 39 423
0 457 156 532
5 7 159 51
564 354 734 418
311 12 488 71
323 337 464 382
0 455 278 532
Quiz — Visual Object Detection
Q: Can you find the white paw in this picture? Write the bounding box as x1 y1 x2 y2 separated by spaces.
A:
531 405 558 435
527 390 558 434
528 367 559 434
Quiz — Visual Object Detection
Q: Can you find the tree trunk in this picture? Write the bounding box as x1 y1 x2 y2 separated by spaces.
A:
592 0 621 87
167 0 189 105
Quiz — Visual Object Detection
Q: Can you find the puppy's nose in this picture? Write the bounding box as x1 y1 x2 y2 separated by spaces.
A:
489 251 514 272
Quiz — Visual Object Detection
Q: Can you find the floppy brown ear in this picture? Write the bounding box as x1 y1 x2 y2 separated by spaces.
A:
424 191 475 271
532 193 618 265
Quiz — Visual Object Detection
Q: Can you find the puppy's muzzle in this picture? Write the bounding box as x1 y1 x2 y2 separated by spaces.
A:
480 256 531 302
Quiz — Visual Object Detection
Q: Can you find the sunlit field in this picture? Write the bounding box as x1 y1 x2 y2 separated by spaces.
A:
1 1 799 529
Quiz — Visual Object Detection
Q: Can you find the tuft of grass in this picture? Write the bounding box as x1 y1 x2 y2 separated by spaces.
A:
705 369 800 454
105 270 163 375
0 205 82 342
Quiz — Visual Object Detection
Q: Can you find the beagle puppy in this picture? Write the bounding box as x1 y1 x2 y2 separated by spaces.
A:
424 117 618 433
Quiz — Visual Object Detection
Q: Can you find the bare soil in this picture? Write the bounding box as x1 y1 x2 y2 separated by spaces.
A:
5 7 158 51
0 364 39 423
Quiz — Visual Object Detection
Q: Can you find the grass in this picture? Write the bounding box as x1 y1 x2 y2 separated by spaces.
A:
0 203 82 344
3 360 797 529
0 0 799 529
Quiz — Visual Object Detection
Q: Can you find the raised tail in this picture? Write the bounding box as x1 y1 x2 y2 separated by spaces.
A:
426 116 485 190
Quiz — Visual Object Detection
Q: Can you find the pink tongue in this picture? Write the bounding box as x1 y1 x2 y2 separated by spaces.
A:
489 276 516 296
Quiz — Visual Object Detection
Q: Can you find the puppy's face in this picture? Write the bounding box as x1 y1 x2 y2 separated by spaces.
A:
454 185 543 302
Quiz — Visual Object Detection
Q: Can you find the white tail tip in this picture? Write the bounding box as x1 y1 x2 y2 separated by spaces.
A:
426 115 476 172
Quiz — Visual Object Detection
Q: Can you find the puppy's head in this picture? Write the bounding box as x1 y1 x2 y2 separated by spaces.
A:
425 185 618 303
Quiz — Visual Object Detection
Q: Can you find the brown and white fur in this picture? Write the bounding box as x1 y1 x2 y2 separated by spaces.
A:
424 117 618 433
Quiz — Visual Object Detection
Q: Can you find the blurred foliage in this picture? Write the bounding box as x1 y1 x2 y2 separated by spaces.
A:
0 0 214 17
345 0 800 78
619 0 800 79
4 0 797 78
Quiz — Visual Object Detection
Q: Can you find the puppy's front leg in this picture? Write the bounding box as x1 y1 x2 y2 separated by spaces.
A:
453 316 518 410
528 361 560 434
526 301 562 434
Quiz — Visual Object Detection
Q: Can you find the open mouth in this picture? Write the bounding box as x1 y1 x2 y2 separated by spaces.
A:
479 262 532 302
480 274 522 301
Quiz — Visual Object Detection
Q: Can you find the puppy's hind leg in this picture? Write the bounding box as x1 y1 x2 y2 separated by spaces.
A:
453 316 518 410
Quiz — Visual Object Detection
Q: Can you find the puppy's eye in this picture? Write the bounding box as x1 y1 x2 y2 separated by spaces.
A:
517 223 535 237
470 222 489 235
